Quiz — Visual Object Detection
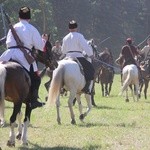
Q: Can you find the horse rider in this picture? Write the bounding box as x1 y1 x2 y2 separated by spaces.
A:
116 38 143 82
61 20 95 94
139 38 150 78
0 6 45 109
42 33 52 53
52 40 62 60
87 39 98 58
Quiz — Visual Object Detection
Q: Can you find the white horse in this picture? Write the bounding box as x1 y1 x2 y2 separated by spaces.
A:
47 58 92 124
120 64 140 102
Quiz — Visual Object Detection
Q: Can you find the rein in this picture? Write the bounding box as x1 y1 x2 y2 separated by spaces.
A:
94 58 120 71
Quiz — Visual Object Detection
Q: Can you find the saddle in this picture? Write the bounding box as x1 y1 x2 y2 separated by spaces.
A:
64 57 84 76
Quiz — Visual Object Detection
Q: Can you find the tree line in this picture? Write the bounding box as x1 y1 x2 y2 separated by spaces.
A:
0 0 150 58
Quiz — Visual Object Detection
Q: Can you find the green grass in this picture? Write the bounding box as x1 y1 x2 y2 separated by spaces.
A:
0 75 150 150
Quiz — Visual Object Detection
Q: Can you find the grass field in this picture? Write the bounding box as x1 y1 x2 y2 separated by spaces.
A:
0 75 150 150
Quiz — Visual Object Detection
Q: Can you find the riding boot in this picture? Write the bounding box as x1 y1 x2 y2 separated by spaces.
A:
81 81 91 94
30 89 45 110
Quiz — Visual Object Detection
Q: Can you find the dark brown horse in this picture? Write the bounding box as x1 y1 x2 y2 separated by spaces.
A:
97 49 114 97
0 49 57 147
139 59 150 99
99 66 114 97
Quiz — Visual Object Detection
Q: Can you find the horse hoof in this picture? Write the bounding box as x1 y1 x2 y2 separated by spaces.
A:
71 119 76 125
22 142 28 146
126 99 129 102
0 122 5 127
7 140 15 147
79 114 84 120
92 103 97 107
57 121 61 125
16 133 22 140
138 94 141 98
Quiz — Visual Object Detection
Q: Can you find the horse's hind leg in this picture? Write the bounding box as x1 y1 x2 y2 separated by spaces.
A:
68 92 76 125
135 84 139 101
16 111 23 140
101 83 104 97
45 80 51 91
83 94 92 118
21 104 32 146
144 81 149 99
139 81 144 98
131 86 136 102
125 88 129 102
105 84 109 97
45 80 51 101
56 96 61 124
7 103 22 147
108 83 112 96
0 100 5 127
76 94 83 121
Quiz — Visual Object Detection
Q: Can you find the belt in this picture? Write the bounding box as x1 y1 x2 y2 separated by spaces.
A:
8 45 32 52
67 51 82 54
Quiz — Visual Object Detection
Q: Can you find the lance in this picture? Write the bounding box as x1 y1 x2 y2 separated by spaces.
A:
94 57 121 72
137 34 150 47
99 36 111 45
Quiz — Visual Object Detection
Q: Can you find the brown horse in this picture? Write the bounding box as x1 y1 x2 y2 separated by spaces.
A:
97 50 114 97
139 59 150 99
0 49 57 147
99 66 114 97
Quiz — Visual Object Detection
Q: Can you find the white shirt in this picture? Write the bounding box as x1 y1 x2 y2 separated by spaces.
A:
0 20 45 71
141 45 150 60
61 32 93 59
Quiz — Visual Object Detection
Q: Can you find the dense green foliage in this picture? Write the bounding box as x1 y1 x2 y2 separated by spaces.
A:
0 0 150 58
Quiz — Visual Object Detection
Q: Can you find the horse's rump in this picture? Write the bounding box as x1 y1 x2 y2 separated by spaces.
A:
122 64 138 81
2 61 30 103
48 59 85 104
0 64 6 101
122 64 139 93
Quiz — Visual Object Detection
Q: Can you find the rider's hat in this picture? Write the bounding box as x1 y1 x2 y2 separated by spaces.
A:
69 20 78 29
126 38 132 45
19 6 31 19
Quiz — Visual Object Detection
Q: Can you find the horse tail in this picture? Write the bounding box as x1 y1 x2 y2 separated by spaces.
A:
47 66 64 105
0 64 6 102
121 69 132 93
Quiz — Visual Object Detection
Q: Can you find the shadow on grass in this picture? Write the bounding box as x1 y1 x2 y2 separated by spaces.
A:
18 143 80 150
1 122 40 129
78 122 110 128
18 142 101 150
78 120 140 129
93 105 115 110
